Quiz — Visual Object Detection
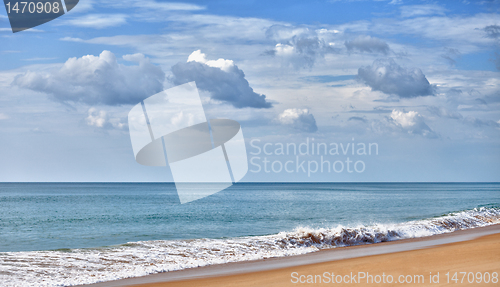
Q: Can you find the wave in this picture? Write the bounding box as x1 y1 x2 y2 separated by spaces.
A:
0 207 498 287
277 207 500 248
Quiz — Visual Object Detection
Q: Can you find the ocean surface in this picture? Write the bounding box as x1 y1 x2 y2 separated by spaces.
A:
0 182 499 286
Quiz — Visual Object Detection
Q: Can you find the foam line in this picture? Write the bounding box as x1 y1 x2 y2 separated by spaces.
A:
0 207 498 287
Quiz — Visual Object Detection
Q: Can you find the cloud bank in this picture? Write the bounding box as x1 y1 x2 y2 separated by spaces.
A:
13 51 165 106
171 50 272 109
358 59 435 98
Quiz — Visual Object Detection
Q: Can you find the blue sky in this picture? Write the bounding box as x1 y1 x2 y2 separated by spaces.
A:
0 0 499 182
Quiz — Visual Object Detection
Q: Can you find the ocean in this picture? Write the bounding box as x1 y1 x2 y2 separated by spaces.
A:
0 182 499 286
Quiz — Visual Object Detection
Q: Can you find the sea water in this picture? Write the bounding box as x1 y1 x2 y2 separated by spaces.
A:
0 182 499 286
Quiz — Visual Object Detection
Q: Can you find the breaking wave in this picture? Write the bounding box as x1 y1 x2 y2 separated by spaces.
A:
0 207 498 287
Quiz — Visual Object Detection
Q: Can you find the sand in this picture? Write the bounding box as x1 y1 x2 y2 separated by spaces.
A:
86 225 500 287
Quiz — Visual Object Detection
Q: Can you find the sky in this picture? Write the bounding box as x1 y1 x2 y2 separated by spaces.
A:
0 0 499 182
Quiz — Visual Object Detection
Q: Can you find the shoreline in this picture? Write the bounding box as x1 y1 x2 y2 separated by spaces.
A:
83 224 500 287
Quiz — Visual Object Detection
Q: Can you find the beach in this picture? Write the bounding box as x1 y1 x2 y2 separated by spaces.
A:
2 183 499 287
86 224 500 287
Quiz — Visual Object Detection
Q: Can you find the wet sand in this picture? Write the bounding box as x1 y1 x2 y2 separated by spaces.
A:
84 224 500 287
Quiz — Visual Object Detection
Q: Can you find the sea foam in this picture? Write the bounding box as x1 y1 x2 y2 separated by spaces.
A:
0 207 498 287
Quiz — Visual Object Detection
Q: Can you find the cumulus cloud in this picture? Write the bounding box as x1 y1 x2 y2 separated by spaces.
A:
345 36 390 54
86 108 108 128
265 25 337 69
86 108 127 129
171 50 272 109
357 59 435 98
389 110 438 138
13 51 165 106
278 109 318 132
186 50 235 72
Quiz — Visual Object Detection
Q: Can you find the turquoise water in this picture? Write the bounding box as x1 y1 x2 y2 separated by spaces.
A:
1 182 499 252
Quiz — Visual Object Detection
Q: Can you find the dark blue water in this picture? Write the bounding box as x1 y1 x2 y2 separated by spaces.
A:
0 182 499 252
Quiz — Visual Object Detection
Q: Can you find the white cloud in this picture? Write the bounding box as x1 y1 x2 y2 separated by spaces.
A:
0 113 8 120
400 4 446 18
171 50 272 109
390 109 438 138
62 14 128 28
358 58 435 98
187 50 235 72
86 108 107 128
56 13 279 71
13 50 165 106
59 37 85 42
391 110 420 127
265 25 338 69
274 43 295 56
86 108 127 129
278 109 318 132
